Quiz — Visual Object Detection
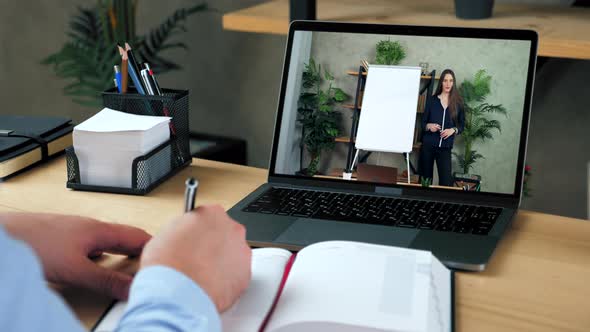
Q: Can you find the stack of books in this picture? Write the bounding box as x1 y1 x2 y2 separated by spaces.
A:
0 115 73 180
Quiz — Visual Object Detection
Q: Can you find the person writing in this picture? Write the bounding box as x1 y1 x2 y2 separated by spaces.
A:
419 68 465 187
0 206 251 331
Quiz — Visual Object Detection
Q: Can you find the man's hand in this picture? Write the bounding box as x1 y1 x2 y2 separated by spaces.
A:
440 128 456 139
1 213 151 300
426 123 441 132
141 205 252 312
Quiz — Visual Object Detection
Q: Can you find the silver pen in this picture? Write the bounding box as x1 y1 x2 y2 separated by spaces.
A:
184 177 199 212
140 68 155 95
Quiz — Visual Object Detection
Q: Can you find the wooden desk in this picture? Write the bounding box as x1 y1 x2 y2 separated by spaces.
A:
1 156 589 331
222 0 590 60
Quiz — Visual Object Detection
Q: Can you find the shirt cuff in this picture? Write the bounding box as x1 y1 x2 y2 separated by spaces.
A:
121 265 221 332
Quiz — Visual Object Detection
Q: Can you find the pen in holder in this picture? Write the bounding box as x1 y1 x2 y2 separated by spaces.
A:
66 88 192 195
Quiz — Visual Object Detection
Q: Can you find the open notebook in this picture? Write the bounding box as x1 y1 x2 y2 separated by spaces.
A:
93 241 454 332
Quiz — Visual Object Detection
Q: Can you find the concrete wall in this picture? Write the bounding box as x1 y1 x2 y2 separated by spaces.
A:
301 32 530 194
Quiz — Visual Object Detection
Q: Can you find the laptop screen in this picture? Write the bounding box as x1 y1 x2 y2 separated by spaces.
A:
272 26 535 197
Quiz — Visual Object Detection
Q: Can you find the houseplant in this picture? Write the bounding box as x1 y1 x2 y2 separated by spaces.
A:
453 69 506 190
42 0 207 107
298 58 348 176
374 40 406 65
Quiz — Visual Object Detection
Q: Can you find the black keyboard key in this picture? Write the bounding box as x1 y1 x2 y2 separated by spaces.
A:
243 205 261 212
418 221 436 230
259 207 277 214
398 220 418 228
454 225 473 233
472 226 492 235
436 223 454 232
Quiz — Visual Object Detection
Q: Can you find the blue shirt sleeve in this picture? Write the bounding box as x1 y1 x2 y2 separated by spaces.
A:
0 226 86 332
116 265 221 332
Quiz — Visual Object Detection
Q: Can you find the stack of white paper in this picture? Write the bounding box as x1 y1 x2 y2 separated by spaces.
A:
73 108 171 188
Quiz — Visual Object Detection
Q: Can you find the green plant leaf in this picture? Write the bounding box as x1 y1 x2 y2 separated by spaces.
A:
375 40 406 65
297 58 346 171
456 69 508 173
324 68 334 81
332 88 348 102
137 3 208 73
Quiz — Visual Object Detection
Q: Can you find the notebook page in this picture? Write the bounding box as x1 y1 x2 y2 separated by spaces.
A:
265 241 434 332
93 248 292 332
222 248 292 331
429 256 452 332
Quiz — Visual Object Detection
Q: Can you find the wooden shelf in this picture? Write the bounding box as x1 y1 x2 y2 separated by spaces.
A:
222 0 590 60
327 167 356 178
342 103 358 109
335 136 421 149
346 70 439 80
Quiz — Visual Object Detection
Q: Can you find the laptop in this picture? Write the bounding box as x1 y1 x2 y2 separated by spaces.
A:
229 21 537 271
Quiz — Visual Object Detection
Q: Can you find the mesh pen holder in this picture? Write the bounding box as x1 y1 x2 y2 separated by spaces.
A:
66 88 191 195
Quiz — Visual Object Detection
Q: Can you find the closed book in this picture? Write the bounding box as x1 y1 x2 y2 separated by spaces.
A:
0 115 73 180
94 241 454 332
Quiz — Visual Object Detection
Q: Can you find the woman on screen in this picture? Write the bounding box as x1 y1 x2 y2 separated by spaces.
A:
419 69 465 187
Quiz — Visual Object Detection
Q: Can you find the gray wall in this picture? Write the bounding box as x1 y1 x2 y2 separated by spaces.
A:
520 58 590 219
0 0 587 218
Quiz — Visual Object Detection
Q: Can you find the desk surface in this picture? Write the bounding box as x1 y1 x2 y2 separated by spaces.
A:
222 0 590 60
1 156 589 331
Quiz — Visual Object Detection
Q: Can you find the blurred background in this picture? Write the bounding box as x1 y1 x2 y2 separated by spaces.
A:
0 0 588 219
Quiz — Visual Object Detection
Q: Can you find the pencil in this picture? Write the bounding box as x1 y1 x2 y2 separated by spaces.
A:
117 45 129 93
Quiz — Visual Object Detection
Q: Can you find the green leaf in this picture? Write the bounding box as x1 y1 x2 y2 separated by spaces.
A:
332 88 348 102
324 68 334 81
457 69 509 172
375 40 406 65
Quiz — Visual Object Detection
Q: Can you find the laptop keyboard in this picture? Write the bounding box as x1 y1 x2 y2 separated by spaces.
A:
242 187 502 235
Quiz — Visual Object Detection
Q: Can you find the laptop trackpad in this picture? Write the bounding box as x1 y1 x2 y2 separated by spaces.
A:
275 218 418 247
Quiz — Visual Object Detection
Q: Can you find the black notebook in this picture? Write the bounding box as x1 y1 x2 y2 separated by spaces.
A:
0 115 73 179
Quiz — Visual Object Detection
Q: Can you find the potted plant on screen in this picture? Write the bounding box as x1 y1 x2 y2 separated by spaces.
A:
374 40 406 65
297 58 348 176
453 69 507 191
42 0 207 107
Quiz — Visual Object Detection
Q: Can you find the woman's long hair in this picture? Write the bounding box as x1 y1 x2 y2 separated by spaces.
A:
434 69 463 124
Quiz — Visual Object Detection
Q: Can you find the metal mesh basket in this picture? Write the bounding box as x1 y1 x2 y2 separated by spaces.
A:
66 89 191 195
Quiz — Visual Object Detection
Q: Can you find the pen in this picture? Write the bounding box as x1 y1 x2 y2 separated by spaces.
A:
184 177 199 212
141 63 177 135
140 67 155 95
144 63 163 96
113 65 122 93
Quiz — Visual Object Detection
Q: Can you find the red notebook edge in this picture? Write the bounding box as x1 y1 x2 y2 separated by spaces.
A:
258 252 297 332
